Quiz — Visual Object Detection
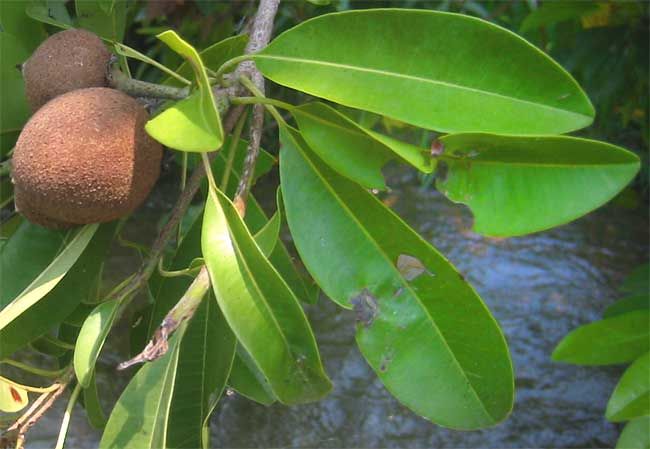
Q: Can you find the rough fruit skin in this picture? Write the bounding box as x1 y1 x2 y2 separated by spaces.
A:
23 29 111 112
13 187 75 230
12 88 162 226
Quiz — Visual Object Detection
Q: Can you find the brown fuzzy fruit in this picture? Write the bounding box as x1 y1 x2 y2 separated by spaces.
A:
12 87 162 227
23 29 111 112
13 187 75 230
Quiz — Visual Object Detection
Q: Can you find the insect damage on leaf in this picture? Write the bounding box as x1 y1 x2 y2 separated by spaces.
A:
396 254 430 281
351 289 379 327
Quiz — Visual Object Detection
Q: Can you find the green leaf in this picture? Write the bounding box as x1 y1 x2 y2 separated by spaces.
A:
76 0 127 42
228 347 277 406
552 310 650 366
0 224 97 331
146 30 223 152
24 3 73 30
114 43 191 85
520 2 599 33
0 378 28 413
605 295 649 318
100 326 186 449
0 1 47 51
253 190 282 257
166 34 248 86
617 417 650 449
0 222 116 358
255 9 594 135
74 299 120 388
279 127 513 429
606 352 650 422
292 102 432 190
0 32 31 134
436 134 640 237
622 264 650 296
202 188 332 404
83 372 107 429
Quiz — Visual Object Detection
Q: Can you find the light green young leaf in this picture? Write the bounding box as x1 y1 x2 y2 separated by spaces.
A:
100 326 186 449
279 127 513 429
76 0 127 42
292 102 432 190
74 299 120 388
604 295 649 318
146 30 223 152
606 352 650 422
202 188 332 404
0 378 28 413
436 133 640 237
0 224 97 331
617 417 650 449
552 310 650 366
255 9 594 135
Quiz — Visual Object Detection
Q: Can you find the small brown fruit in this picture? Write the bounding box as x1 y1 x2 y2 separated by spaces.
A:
23 29 111 112
12 88 162 227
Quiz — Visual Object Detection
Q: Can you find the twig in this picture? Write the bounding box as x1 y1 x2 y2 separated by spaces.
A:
107 56 189 100
233 0 281 217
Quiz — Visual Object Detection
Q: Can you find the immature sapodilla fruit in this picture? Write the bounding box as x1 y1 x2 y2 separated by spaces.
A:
12 88 162 228
23 29 111 111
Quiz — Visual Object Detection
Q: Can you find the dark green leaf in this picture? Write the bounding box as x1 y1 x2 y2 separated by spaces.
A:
228 347 277 406
292 102 432 190
76 0 127 42
0 222 116 358
84 372 107 429
202 188 332 404
0 32 31 134
100 327 186 449
436 133 640 237
622 264 650 296
606 352 650 422
24 3 73 30
605 295 649 318
552 310 650 366
255 10 594 135
279 127 513 429
0 1 47 50
520 2 599 33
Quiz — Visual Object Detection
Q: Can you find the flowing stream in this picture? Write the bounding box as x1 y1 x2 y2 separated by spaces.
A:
26 167 648 448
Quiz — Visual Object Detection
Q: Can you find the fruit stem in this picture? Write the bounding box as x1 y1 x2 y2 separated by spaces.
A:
107 58 189 100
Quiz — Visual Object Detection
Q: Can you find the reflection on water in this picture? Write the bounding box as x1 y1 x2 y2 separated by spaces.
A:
28 169 649 448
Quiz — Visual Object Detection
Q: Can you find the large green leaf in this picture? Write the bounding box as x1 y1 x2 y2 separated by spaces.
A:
617 417 650 449
143 215 236 449
0 32 31 134
622 264 650 296
0 1 47 51
228 347 277 406
255 9 594 135
100 328 186 449
436 134 640 237
76 0 127 42
279 127 513 429
83 372 107 429
552 310 650 366
604 295 649 318
146 31 223 152
202 188 332 404
292 102 432 190
606 352 650 422
24 2 73 30
0 224 97 330
74 298 120 388
0 222 116 358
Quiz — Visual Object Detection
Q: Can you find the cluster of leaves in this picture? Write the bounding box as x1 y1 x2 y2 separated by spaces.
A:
0 1 643 448
553 263 650 449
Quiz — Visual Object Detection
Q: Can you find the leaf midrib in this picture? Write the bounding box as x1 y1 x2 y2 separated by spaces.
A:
285 130 495 422
257 55 589 119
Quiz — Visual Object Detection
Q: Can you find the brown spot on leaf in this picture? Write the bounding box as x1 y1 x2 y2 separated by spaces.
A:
9 387 22 402
396 254 430 281
351 289 379 327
